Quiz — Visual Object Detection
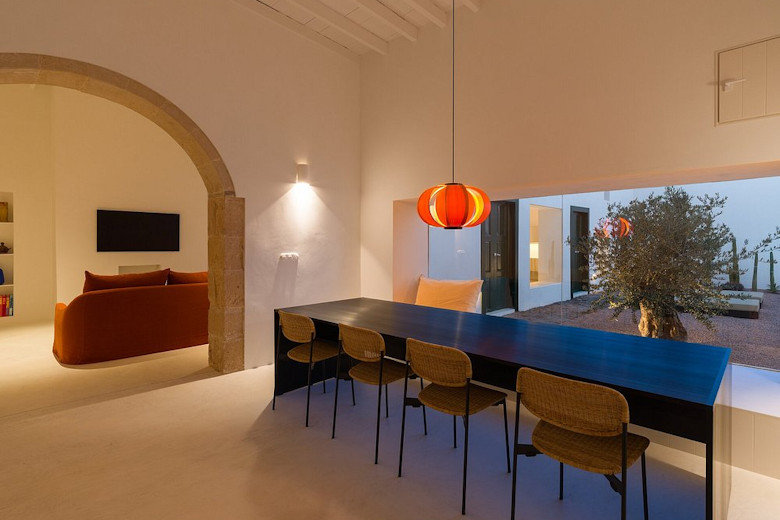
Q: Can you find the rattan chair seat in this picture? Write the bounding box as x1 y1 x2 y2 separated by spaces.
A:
287 340 339 364
532 420 650 475
349 358 406 385
418 382 506 417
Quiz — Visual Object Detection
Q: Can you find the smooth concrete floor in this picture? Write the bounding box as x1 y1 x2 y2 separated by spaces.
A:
1 324 778 519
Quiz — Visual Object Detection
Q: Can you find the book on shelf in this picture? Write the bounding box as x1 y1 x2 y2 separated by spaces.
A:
0 294 12 317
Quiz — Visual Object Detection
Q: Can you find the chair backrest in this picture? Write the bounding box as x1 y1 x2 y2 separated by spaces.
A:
339 323 385 362
516 367 628 437
406 338 471 387
277 310 315 343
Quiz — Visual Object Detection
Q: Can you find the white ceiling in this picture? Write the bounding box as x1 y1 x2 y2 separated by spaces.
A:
237 0 482 57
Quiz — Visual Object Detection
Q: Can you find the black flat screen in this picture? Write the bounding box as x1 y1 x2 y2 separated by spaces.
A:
97 210 180 252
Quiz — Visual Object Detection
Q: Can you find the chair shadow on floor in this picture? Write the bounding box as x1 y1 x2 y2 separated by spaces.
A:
246 375 704 520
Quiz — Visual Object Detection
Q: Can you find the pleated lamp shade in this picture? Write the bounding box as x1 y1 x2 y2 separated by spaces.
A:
417 182 491 229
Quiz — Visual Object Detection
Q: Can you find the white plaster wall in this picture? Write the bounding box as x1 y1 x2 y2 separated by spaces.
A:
0 86 56 326
362 0 780 301
0 0 361 367
393 200 429 304
51 87 206 303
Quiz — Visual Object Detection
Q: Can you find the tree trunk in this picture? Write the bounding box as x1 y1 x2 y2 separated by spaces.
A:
638 303 688 341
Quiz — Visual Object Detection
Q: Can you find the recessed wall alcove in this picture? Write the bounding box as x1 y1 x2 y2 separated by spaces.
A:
0 53 245 373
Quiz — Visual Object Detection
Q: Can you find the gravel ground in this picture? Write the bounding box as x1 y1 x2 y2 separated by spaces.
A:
506 292 780 370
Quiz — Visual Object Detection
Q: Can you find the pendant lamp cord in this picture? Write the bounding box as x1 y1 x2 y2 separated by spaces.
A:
451 0 455 184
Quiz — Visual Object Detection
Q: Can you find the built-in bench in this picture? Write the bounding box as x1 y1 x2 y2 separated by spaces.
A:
723 297 760 319
722 290 765 307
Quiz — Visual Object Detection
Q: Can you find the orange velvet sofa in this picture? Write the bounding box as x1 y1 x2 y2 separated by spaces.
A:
53 283 208 365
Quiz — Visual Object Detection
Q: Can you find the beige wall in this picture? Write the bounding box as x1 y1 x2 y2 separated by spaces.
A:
361 0 780 300
0 85 206 322
0 86 56 325
0 0 361 367
51 87 206 303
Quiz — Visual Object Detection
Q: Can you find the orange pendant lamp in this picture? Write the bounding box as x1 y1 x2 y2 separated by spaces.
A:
417 0 490 230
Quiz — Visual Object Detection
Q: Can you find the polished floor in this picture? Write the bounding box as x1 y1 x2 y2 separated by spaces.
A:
0 324 778 519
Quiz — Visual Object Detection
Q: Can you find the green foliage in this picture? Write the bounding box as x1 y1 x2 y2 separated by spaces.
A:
770 252 777 293
578 186 731 331
752 252 759 291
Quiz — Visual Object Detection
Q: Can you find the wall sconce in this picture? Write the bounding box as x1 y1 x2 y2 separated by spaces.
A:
296 163 309 186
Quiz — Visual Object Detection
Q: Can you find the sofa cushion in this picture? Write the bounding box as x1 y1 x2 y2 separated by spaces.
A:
168 270 208 285
415 275 483 313
83 268 170 293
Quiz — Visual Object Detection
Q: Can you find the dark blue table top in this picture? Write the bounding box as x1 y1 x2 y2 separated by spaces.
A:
279 297 731 408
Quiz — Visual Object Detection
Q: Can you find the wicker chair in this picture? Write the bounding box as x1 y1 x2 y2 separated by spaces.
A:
399 338 510 515
511 367 650 520
331 323 408 464
272 310 339 427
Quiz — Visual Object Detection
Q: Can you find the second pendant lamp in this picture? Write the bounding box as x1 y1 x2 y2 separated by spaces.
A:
417 0 491 230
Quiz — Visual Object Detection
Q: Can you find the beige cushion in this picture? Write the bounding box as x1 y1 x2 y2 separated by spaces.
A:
415 276 483 313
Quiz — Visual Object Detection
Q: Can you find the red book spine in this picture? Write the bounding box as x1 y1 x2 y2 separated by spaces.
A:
0 295 6 317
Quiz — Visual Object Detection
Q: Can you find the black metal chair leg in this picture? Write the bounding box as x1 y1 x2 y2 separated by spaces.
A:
375 384 382 464
321 362 326 394
331 347 342 439
272 322 280 411
349 357 356 406
511 397 521 520
305 360 313 427
621 424 628 520
642 452 649 520
461 382 471 515
385 384 389 418
398 363 410 477
375 357 384 464
559 462 564 500
453 415 457 448
503 399 510 473
420 377 428 435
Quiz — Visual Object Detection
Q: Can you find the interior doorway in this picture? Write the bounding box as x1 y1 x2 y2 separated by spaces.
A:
481 200 518 314
0 53 244 373
569 206 590 298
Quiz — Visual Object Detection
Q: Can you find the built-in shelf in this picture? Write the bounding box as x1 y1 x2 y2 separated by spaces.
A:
0 191 15 319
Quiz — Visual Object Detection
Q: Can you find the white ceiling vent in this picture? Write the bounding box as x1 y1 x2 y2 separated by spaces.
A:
717 35 780 124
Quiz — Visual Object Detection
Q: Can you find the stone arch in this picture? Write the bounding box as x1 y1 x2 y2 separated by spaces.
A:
0 53 244 373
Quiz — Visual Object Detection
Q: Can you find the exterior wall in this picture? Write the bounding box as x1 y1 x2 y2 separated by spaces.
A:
428 226 481 281
362 0 780 302
635 178 780 290
0 0 361 367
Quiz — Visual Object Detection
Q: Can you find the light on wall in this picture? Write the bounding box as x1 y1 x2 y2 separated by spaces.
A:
529 242 539 283
529 242 539 259
296 163 310 186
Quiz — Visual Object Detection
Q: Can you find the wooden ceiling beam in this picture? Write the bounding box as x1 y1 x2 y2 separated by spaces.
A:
286 0 389 54
403 0 447 28
461 0 481 13
355 0 418 42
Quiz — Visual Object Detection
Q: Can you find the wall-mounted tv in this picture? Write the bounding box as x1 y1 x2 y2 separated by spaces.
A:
97 210 180 252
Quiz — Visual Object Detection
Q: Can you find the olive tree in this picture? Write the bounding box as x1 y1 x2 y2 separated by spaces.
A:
579 186 732 341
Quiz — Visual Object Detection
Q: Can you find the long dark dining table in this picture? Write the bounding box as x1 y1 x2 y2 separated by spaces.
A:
274 297 732 520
